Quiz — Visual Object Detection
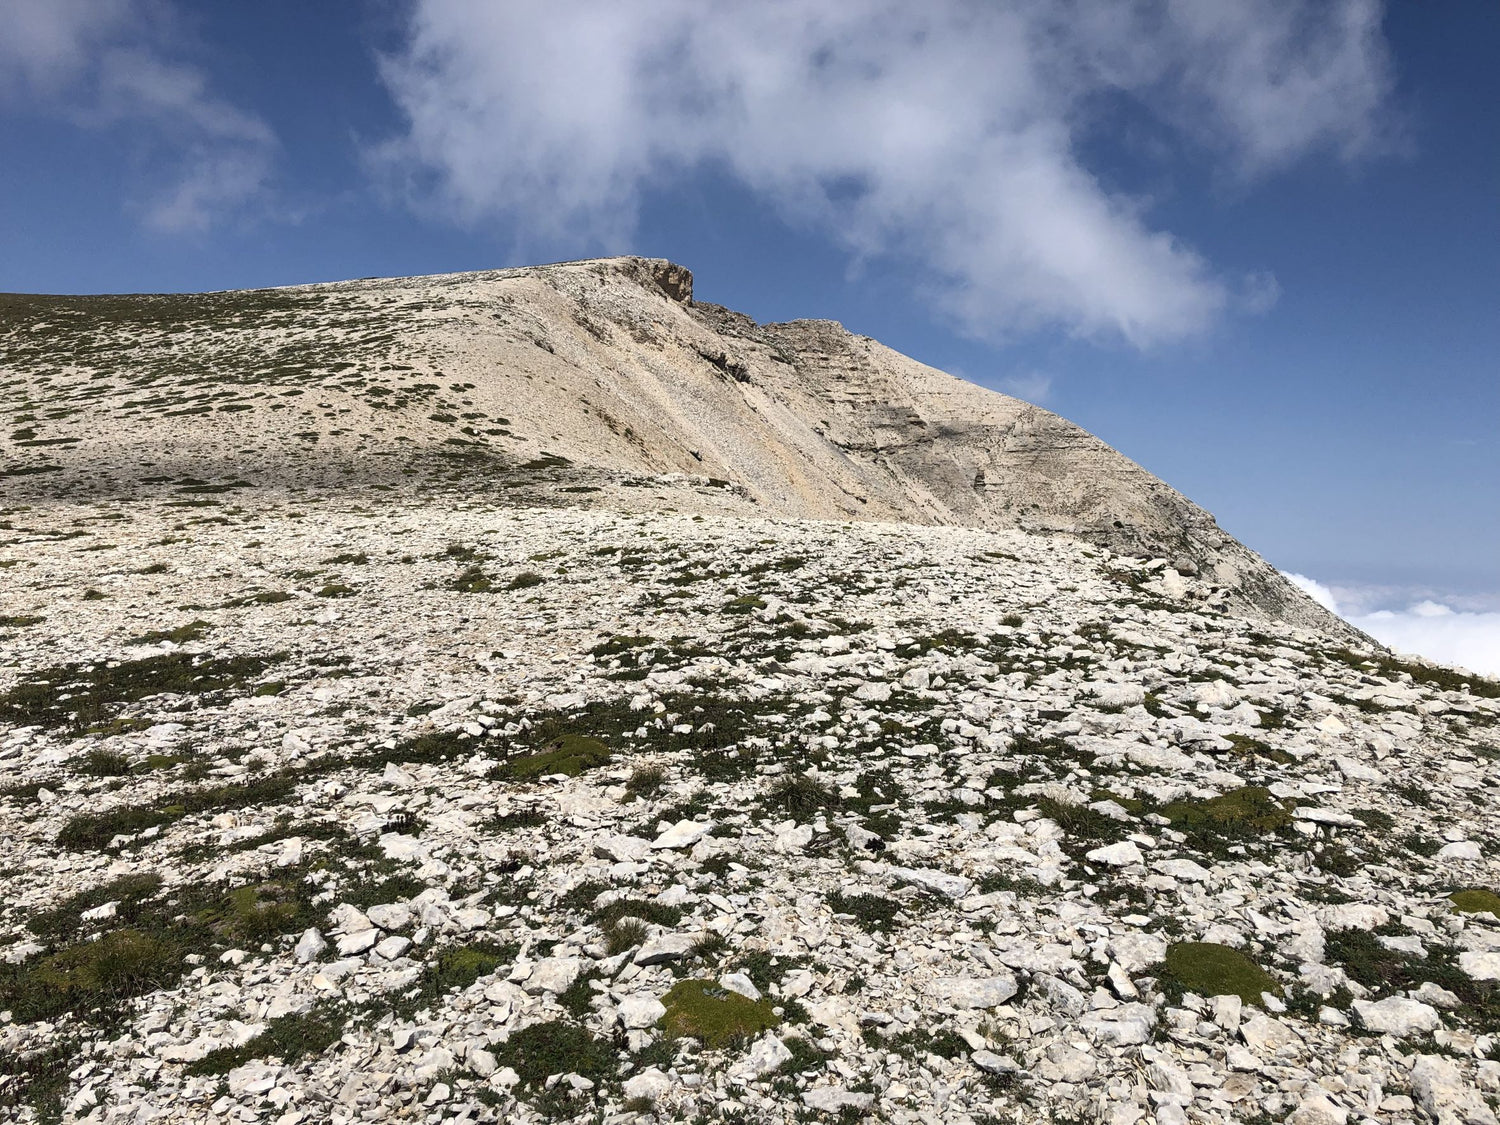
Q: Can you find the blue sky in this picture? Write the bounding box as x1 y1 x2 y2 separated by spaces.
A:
2 1 1497 672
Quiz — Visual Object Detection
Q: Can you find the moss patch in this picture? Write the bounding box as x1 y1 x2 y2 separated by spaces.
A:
1155 941 1280 1006
126 620 212 646
1450 889 1500 917
660 977 781 1048
1161 786 1293 845
494 734 610 780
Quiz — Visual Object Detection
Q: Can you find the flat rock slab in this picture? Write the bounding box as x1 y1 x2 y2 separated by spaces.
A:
927 974 1019 1009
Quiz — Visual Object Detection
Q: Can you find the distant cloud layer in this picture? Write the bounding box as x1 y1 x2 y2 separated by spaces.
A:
1285 573 1500 678
379 0 1394 346
1 0 275 232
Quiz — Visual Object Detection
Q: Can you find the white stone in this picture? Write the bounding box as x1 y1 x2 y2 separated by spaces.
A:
802 1087 875 1113
373 936 411 960
1316 903 1388 931
1080 1003 1155 1045
623 1068 672 1101
1411 1053 1499 1125
1240 1013 1300 1055
329 904 372 933
469 1048 497 1077
1287 1093 1349 1125
1334 755 1385 783
1110 933 1169 973
366 903 412 931
651 820 712 849
594 835 652 863
1086 681 1146 708
618 993 667 1029
378 832 426 861
720 972 761 1001
1438 840 1482 860
634 933 696 965
1037 1042 1095 1082
1353 996 1441 1037
335 928 378 957
525 957 581 995
1086 840 1144 866
926 973 1019 1009
227 1061 280 1097
888 865 973 899
1460 951 1500 981
294 928 327 964
1413 981 1463 1009
731 1033 793 1079
1154 858 1212 882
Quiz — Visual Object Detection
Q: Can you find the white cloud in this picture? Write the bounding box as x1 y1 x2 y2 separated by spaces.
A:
1284 572 1340 613
1355 607 1500 680
0 0 275 232
1283 572 1500 679
377 0 1394 346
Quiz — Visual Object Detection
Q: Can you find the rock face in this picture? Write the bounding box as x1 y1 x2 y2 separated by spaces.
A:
0 255 1349 637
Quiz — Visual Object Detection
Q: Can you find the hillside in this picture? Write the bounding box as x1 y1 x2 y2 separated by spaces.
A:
4 260 1500 1125
2 256 1342 638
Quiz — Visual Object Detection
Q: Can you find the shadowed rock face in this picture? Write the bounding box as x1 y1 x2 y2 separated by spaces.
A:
0 254 1350 638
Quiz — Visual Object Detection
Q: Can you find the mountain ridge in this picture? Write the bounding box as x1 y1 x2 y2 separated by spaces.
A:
1 255 1352 642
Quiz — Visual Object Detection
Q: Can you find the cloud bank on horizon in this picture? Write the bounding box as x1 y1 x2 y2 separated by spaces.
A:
377 0 1395 347
1286 573 1500 679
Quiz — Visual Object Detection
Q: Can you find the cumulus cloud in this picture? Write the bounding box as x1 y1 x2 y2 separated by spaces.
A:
377 0 1394 346
0 0 275 231
1284 573 1500 679
1284 572 1341 613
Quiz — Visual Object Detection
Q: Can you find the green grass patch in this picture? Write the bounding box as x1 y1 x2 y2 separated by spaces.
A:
757 774 840 820
660 978 780 1048
185 1002 346 1075
492 734 610 781
1450 889 1500 917
57 774 298 850
125 620 211 646
450 565 494 593
0 651 282 731
1153 942 1280 1006
493 1019 614 1087
1160 786 1293 853
827 891 903 932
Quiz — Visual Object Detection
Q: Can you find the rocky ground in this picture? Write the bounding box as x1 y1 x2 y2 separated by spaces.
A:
2 487 1500 1125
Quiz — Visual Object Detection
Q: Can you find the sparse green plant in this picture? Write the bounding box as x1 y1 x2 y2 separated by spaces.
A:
625 764 667 799
80 748 132 777
758 774 840 819
827 891 902 932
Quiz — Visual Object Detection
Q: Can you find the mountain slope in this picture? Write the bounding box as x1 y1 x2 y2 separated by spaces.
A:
2 255 1342 637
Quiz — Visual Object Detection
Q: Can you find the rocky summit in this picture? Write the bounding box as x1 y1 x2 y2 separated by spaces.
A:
1 262 1498 1125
